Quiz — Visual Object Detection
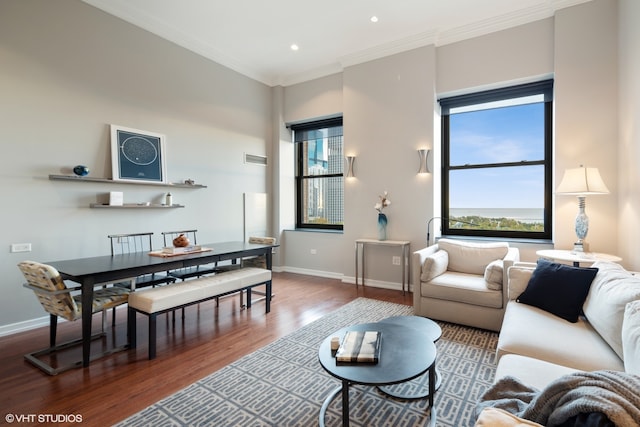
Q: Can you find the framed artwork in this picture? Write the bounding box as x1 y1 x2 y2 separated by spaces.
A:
110 125 167 183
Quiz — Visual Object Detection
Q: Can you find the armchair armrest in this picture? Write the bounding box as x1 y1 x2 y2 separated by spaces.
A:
507 262 536 300
412 244 440 287
501 247 521 284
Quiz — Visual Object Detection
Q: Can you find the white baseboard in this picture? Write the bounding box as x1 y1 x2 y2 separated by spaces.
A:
0 305 129 338
0 315 52 337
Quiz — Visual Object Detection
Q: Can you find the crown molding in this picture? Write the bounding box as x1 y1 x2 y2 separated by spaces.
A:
83 0 596 87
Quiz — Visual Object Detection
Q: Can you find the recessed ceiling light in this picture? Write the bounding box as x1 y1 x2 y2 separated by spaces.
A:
370 16 379 23
290 44 299 51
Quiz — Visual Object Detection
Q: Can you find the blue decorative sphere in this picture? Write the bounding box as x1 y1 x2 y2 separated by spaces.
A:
73 165 90 176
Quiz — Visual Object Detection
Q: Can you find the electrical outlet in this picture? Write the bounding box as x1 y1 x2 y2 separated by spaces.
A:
392 256 401 265
310 249 317 255
11 243 32 253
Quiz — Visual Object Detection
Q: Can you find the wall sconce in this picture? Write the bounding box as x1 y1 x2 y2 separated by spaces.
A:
346 155 356 178
417 149 431 174
556 165 609 252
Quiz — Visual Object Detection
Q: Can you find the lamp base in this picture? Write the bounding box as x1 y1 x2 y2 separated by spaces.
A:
573 241 589 253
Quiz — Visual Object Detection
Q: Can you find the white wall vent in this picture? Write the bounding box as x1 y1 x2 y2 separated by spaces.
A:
244 153 267 166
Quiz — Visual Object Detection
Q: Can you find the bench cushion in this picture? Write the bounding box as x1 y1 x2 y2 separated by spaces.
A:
128 267 271 314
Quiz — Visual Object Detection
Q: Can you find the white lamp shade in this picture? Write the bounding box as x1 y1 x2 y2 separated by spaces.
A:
556 167 609 195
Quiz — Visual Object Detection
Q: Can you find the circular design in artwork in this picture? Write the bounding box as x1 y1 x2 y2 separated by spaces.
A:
120 137 158 166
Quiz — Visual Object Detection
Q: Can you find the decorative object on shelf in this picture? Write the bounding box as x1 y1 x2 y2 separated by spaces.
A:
111 124 167 184
345 156 356 178
172 234 190 247
184 179 195 185
165 192 173 206
109 191 124 206
375 191 391 241
556 165 610 252
417 149 431 174
73 165 90 176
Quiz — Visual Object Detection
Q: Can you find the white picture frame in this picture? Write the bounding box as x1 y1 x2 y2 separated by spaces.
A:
110 124 167 183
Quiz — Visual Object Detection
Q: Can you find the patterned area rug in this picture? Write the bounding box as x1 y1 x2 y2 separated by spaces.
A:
116 298 498 426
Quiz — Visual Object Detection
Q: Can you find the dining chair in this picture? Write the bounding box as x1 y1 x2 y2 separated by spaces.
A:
161 229 217 281
108 232 176 289
18 260 130 375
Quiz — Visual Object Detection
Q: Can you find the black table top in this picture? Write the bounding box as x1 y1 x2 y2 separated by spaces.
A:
378 315 442 342
318 322 436 386
45 241 278 283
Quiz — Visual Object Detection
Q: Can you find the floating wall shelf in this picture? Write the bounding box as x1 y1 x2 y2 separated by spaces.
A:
48 174 207 188
89 203 185 209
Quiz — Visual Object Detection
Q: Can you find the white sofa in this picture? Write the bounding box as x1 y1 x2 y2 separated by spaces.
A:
495 260 640 390
412 238 520 332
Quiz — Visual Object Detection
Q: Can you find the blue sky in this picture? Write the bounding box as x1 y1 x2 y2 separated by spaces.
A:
449 103 545 209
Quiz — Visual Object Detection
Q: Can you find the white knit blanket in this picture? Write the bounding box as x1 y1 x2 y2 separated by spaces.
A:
476 370 640 426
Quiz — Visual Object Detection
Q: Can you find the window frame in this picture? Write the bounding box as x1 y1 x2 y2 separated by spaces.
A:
291 116 344 231
439 80 553 240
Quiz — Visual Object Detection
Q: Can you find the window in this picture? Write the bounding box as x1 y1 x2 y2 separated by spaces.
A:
292 117 344 230
439 80 553 240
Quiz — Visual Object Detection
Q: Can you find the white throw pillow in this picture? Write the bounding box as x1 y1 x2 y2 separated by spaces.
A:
437 239 509 275
484 259 504 290
583 261 640 359
622 300 640 375
421 250 449 282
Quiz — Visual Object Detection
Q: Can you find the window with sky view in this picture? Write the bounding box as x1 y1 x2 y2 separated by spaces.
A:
441 80 553 240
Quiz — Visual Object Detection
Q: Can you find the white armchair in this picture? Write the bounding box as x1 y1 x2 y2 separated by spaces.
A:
412 238 520 331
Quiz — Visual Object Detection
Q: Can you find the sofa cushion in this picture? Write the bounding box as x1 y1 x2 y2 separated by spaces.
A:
622 300 640 375
437 239 509 275
516 259 598 323
494 354 579 391
422 271 503 309
421 249 449 282
484 259 504 290
583 261 640 359
497 301 624 372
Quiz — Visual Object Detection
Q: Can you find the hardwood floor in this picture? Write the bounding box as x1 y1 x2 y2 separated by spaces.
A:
0 272 412 426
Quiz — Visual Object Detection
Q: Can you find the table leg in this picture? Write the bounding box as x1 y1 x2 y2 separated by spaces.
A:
81 279 95 367
354 242 359 287
341 380 350 427
401 244 406 295
319 383 350 427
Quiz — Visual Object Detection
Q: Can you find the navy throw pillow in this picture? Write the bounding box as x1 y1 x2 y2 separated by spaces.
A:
517 259 598 323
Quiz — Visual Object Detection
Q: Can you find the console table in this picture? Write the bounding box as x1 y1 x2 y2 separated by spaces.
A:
355 239 410 294
536 249 622 267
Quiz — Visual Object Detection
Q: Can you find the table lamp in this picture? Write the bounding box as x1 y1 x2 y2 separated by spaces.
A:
556 165 609 252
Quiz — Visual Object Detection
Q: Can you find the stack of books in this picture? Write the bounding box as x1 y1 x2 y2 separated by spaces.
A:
161 245 202 254
335 330 381 364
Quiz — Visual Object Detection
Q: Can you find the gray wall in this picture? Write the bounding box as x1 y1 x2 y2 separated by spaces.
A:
0 1 271 331
280 0 629 284
2 0 638 332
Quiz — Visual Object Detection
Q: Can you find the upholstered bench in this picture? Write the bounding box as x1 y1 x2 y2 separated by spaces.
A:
127 267 272 359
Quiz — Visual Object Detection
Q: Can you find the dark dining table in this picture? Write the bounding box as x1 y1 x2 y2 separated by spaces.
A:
45 241 278 367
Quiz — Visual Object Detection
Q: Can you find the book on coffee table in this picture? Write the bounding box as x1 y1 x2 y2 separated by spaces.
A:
336 330 381 364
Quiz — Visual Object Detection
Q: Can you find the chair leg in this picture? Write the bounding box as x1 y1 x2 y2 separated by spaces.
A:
102 310 107 332
49 314 57 348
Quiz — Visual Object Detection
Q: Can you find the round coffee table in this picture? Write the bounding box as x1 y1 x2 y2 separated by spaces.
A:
377 315 442 397
318 322 437 427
